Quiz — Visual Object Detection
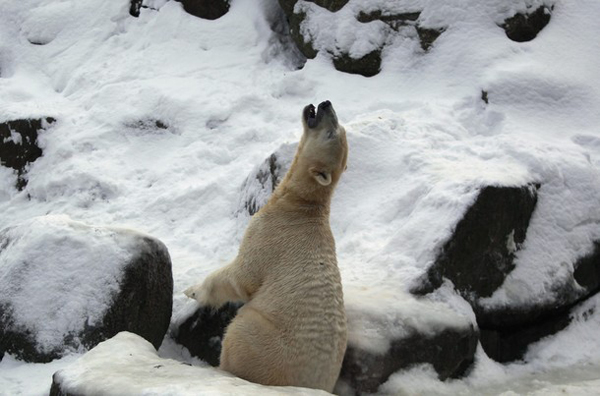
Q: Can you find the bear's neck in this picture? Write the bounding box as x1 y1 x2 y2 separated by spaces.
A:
269 184 332 218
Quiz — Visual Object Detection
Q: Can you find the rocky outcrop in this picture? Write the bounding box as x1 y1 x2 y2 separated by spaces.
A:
412 183 600 362
501 5 553 42
0 117 55 190
0 216 173 363
277 1 445 77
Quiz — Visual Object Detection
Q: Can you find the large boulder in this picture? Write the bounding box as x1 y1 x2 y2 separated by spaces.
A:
411 183 600 362
50 332 327 396
0 215 173 363
0 117 55 190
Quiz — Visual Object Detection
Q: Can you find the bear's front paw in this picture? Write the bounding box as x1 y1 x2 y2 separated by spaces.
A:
183 283 218 306
184 284 209 304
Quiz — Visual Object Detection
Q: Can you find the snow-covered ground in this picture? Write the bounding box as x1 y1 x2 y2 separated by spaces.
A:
1 0 600 394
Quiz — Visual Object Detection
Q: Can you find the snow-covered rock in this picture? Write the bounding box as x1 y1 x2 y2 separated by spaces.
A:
478 240 600 362
278 0 557 77
50 331 328 396
279 0 444 77
413 184 540 299
340 325 477 394
501 4 553 42
411 181 600 362
0 117 55 190
174 288 478 395
0 215 173 363
238 142 296 216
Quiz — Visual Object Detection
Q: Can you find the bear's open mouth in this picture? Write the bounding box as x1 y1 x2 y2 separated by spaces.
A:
304 104 317 128
304 101 335 129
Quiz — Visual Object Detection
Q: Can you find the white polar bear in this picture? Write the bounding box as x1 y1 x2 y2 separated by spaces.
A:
185 101 348 393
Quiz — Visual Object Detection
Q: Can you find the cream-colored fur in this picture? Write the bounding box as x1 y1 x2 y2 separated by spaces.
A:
185 101 348 393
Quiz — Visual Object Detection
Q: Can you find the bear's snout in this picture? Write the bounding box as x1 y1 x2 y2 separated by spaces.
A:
304 101 338 129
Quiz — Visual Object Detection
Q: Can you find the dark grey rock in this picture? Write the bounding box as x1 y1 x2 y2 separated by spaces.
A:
305 0 348 12
356 10 420 25
501 5 552 42
129 0 143 17
264 2 307 70
287 9 318 60
279 0 348 14
416 26 445 51
175 303 241 366
0 217 173 363
479 306 571 363
0 117 55 190
481 90 489 104
332 49 382 78
340 325 478 394
574 241 600 293
277 0 298 17
175 0 230 20
413 184 540 299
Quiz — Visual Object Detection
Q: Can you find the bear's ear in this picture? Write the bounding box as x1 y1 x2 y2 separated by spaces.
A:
310 167 332 186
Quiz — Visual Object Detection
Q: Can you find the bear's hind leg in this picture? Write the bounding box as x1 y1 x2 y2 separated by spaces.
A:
219 307 292 387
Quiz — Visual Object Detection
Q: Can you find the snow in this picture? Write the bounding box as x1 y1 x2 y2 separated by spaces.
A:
0 0 599 394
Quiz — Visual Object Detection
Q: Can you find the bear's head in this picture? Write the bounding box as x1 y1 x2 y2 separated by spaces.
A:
280 101 348 205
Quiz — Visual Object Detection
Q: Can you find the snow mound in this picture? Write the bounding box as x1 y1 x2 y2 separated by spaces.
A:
50 331 328 396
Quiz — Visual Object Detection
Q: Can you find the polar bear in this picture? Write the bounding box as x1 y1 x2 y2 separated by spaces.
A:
185 100 348 393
